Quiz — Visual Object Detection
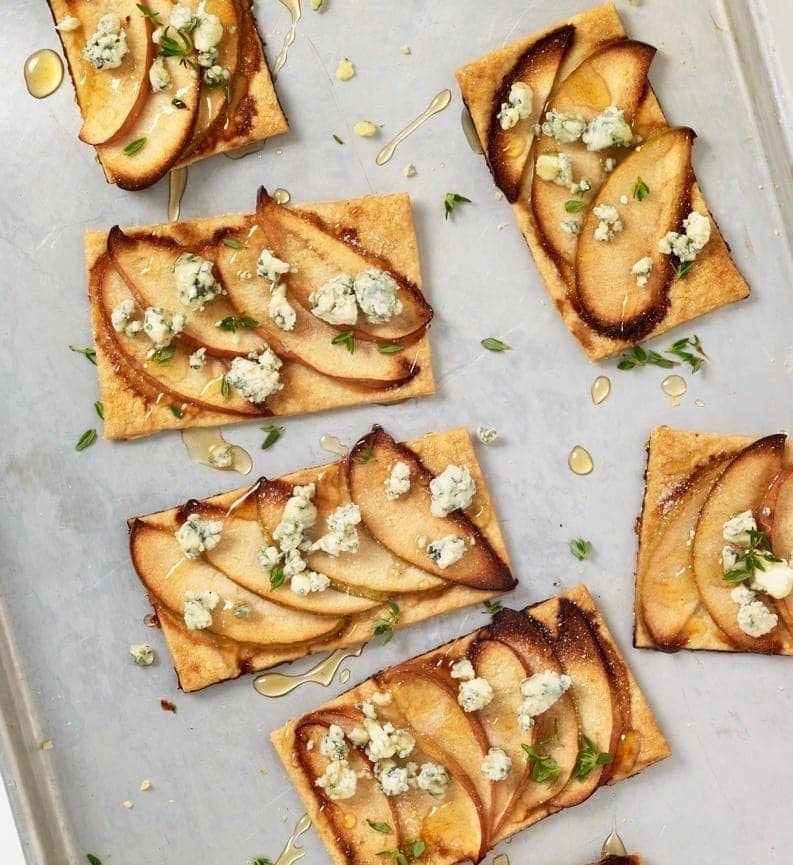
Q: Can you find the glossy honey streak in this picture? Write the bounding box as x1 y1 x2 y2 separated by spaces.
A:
168 167 189 223
274 813 312 865
24 49 64 99
460 105 484 154
181 427 253 475
376 89 453 165
253 645 363 697
273 0 302 79
319 434 349 457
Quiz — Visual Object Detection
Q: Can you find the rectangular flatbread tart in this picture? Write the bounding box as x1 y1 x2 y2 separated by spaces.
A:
271 584 668 865
87 191 435 440
129 426 515 692
48 0 288 189
635 427 793 654
455 2 749 361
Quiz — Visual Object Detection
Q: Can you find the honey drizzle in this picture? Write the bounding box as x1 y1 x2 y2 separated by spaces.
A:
273 0 302 80
168 166 189 223
24 49 64 99
375 89 453 166
253 645 362 697
181 427 253 475
319 435 349 458
273 187 292 204
601 824 628 857
274 813 312 865
460 105 484 154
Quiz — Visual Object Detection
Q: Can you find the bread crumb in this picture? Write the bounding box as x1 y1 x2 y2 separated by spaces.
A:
336 58 355 81
123 800 134 810
41 740 54 751
140 779 151 791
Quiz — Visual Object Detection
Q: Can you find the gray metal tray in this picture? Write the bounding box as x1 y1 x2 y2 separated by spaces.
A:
1 1 791 863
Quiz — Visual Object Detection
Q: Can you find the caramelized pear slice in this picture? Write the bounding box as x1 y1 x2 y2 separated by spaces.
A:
486 26 574 202
531 40 657 266
107 227 266 358
215 228 421 387
763 469 793 629
129 521 346 646
63 1 155 145
693 435 787 652
256 189 433 344
93 257 259 416
346 428 515 591
639 457 734 648
96 53 200 190
574 127 694 340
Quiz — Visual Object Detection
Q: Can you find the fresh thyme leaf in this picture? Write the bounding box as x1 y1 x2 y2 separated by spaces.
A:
253 858 274 865
723 528 781 584
222 237 243 249
574 734 611 780
69 344 97 365
221 376 230 399
170 405 183 418
373 599 400 643
149 345 175 365
86 856 102 865
333 134 345 144
632 176 650 201
123 137 146 156
269 566 285 590
159 26 194 59
367 820 394 835
136 3 160 21
353 444 375 464
331 330 356 353
377 852 409 865
617 344 678 371
75 429 97 452
94 401 104 420
666 335 707 373
521 743 561 784
261 424 285 450
216 315 259 332
171 98 187 109
378 342 404 354
444 192 471 220
481 337 511 352
569 538 592 561
481 599 502 616
565 199 586 213
673 259 694 280
410 841 426 859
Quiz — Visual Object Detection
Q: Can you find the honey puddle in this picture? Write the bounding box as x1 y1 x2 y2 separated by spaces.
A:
274 187 292 204
460 105 484 154
181 427 253 475
168 166 189 223
274 813 312 865
661 374 687 405
493 855 509 865
376 89 453 166
253 646 362 697
24 49 64 99
601 825 628 857
320 434 349 458
273 0 302 80
224 141 266 160
591 375 611 405
568 445 594 475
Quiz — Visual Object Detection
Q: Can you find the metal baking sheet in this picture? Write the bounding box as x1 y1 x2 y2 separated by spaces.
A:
1 1 791 863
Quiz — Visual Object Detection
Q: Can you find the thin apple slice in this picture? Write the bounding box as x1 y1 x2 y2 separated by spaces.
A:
215 227 421 388
639 456 735 648
256 189 433 344
107 227 266 358
486 26 574 202
130 520 346 646
531 40 657 268
468 638 531 834
346 427 515 591
693 435 787 652
573 127 694 340
96 52 201 190
94 256 260 416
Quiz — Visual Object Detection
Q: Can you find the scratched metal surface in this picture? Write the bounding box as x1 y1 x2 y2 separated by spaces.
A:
0 1 791 863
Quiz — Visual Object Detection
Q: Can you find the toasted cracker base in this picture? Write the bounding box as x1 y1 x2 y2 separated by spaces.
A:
135 428 511 692
86 193 435 439
271 585 669 865
455 2 749 361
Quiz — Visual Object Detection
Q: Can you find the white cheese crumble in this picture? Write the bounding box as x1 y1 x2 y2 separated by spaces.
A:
188 347 206 371
450 658 475 681
197 47 218 69
658 211 711 262
354 120 378 138
203 65 230 88
268 283 297 331
84 14 128 70
560 219 581 236
336 58 355 81
312 504 361 556
540 110 585 144
752 559 793 599
226 349 283 403
193 11 224 52
56 16 82 32
374 760 411 796
734 591 778 638
517 670 572 731
481 747 512 781
256 249 294 284
722 510 757 547
497 82 533 131
310 274 358 325
365 718 415 761
169 5 196 31
274 484 317 553
593 204 625 243
315 759 357 800
143 307 186 349
581 105 634 151
175 514 223 559
427 536 467 569
353 269 403 324
183 589 220 630
385 461 411 500
129 644 155 666
209 443 233 469
257 545 282 571
429 464 476 516
416 762 450 797
290 570 331 595
631 256 654 287
149 56 171 92
111 299 142 336
173 253 222 310
535 152 573 187
476 426 498 445
319 725 349 760
457 677 494 712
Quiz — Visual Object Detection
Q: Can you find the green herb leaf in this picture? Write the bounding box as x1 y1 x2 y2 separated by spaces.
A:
617 344 678 371
574 734 611 780
94 401 104 420
149 346 176 365
373 599 400 643
353 444 375 464
377 852 409 865
521 744 561 784
172 98 187 109
632 176 650 201
269 566 286 590
216 315 259 332
565 199 586 213
481 337 511 352
444 192 472 220
261 424 285 450
410 840 426 859
75 429 97 452
333 134 345 145
666 335 707 373
367 820 394 834
221 376 231 399
331 330 356 353
223 237 243 249
123 137 146 156
378 343 404 354
723 528 781 584
569 538 592 561
69 344 97 365
481 599 502 616
87 856 102 865
253 858 274 865
136 3 160 20
159 26 194 60
170 405 183 418
673 260 694 280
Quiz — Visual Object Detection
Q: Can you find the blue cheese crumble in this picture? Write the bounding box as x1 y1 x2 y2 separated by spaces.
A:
476 427 498 445
173 253 222 310
592 204 624 243
315 759 357 800
631 256 654 287
143 307 186 349
353 269 403 324
429 464 476 516
481 747 512 781
457 676 494 712
188 347 206 371
320 725 349 760
450 658 475 681
385 461 411 500
175 514 223 559
84 14 128 70
517 670 572 731
129 644 155 666
310 274 358 325
581 106 634 151
268 282 297 331
540 110 585 144
312 504 361 557
149 56 171 92
111 299 142 336
416 762 450 797
497 82 533 131
658 211 711 262
732 587 778 638
226 349 283 403
256 249 294 284
374 760 412 796
427 536 467 569
183 589 220 630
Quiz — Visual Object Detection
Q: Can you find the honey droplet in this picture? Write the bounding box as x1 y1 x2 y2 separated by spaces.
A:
168 166 189 223
602 826 628 857
460 106 484 154
24 49 64 99
493 856 510 865
339 668 351 684
695 398 705 408
320 434 349 457
181 427 252 475
591 375 611 405
273 187 292 205
568 445 594 476
342 813 357 828
502 134 527 159
661 374 687 405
